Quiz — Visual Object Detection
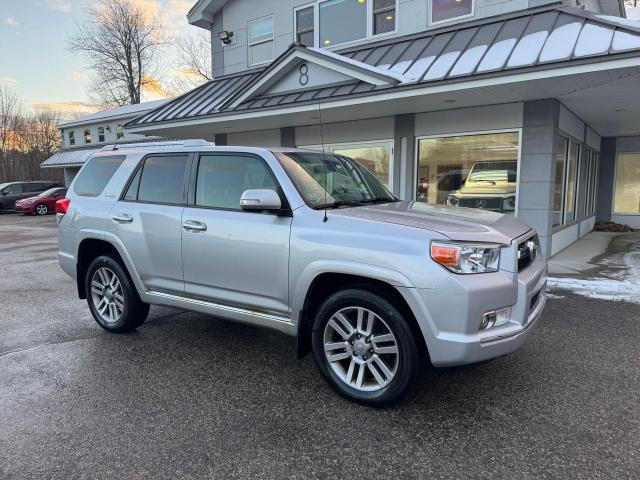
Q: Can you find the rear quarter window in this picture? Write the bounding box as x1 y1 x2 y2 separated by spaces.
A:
73 155 126 197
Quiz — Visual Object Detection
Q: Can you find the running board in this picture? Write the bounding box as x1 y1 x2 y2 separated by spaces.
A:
145 291 296 336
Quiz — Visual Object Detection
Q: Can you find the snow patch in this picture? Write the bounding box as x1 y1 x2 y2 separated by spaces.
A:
308 48 411 83
597 15 640 30
547 277 639 304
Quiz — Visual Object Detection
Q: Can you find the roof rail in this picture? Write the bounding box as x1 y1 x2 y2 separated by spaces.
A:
99 139 212 151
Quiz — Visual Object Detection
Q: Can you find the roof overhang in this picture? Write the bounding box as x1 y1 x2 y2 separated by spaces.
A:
187 0 227 29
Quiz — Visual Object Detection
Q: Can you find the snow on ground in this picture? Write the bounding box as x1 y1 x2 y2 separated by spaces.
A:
547 233 640 304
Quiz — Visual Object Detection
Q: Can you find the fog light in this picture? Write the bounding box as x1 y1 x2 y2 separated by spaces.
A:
480 307 512 330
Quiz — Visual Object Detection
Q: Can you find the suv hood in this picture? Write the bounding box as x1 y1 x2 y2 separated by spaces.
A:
454 182 517 196
331 201 531 244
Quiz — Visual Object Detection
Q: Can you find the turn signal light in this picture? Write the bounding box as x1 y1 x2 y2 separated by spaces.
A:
55 198 70 215
430 244 460 267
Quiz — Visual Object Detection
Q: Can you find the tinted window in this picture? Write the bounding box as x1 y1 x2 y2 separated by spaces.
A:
24 183 44 192
73 155 126 197
3 184 21 194
123 167 142 201
137 155 189 205
196 155 278 210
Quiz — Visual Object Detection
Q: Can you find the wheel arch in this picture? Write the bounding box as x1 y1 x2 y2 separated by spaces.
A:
296 272 428 362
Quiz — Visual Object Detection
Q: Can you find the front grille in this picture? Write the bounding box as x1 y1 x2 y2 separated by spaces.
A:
518 235 540 271
459 198 503 210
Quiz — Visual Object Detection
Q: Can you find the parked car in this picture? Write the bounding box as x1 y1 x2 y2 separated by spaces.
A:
0 181 62 213
446 161 518 213
56 144 546 406
15 187 68 215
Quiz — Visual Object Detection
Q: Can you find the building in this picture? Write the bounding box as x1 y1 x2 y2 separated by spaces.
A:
41 99 170 185
78 0 639 256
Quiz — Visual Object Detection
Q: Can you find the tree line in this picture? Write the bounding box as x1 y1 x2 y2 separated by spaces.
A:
0 86 64 184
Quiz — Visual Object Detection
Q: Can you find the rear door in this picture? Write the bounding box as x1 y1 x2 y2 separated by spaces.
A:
181 153 292 315
109 153 191 295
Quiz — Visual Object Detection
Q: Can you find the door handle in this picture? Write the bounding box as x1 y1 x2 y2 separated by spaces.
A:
182 220 207 233
112 213 133 224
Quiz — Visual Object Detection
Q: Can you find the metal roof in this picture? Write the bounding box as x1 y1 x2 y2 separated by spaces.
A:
40 138 183 168
127 6 640 128
58 99 171 129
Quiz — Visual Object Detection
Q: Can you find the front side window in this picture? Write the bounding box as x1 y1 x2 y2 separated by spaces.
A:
614 153 640 214
84 129 92 144
73 155 125 197
68 131 75 146
276 151 395 208
417 132 519 214
98 127 105 143
3 184 22 194
295 5 315 46
373 0 396 35
431 0 473 24
195 155 279 210
136 155 189 205
116 124 124 140
248 16 274 66
320 0 367 47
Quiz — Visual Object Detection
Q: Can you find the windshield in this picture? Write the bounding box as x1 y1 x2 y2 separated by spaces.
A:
467 161 517 184
38 188 64 197
275 151 396 209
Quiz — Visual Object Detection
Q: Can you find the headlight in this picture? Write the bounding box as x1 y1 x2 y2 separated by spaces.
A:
502 196 516 211
431 241 502 274
447 195 459 206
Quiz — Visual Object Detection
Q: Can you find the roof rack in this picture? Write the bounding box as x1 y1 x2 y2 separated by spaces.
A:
100 139 212 151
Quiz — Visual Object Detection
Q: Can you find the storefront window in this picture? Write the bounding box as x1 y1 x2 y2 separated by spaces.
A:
564 141 579 224
553 137 568 227
416 132 519 214
614 154 640 214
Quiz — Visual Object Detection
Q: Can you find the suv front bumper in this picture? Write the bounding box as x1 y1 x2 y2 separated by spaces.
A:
400 254 547 367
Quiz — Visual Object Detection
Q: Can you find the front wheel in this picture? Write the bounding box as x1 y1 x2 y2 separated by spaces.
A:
35 204 48 215
85 255 149 333
312 289 420 407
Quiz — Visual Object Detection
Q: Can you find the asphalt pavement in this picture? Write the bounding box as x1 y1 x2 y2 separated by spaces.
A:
1 213 638 479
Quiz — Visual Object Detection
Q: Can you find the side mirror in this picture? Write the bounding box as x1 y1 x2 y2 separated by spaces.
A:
0 190 6 196
240 189 282 212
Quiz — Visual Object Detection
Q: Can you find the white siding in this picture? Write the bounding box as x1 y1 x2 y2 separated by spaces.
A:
414 103 524 136
296 116 395 146
227 129 282 146
559 105 585 142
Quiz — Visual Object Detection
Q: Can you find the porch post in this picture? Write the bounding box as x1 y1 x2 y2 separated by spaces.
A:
519 99 560 257
280 127 296 148
214 133 228 146
597 138 617 222
394 114 415 200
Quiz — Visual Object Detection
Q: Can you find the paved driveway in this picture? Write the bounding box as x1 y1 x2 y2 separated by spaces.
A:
1 214 639 479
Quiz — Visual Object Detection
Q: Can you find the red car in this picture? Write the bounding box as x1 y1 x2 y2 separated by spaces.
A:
15 187 68 215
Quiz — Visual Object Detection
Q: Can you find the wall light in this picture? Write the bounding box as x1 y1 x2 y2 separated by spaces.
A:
218 31 234 45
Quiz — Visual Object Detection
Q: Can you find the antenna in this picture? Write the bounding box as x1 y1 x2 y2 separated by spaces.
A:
317 93 328 223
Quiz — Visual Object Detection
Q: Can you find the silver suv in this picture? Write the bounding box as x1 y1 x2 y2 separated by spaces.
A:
57 141 547 406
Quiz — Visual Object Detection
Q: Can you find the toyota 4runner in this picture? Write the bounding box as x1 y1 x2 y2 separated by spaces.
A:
56 141 547 406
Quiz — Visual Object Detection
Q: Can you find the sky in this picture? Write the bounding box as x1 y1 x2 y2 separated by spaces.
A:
0 0 196 116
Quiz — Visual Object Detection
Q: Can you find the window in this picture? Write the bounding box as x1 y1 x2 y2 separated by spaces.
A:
320 0 367 47
195 155 279 210
73 155 125 197
68 131 75 146
416 132 520 214
136 155 189 205
116 124 124 140
614 154 640 214
295 5 315 46
2 184 22 194
564 141 579 224
331 142 393 189
582 149 599 217
590 152 599 215
84 129 92 144
98 127 105 143
373 0 396 35
553 137 568 227
430 0 474 24
248 16 274 66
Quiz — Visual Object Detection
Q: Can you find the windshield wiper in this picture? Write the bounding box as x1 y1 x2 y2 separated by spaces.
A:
313 197 397 210
470 179 496 185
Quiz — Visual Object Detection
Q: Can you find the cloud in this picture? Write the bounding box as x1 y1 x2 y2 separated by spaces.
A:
0 77 18 86
28 101 98 119
4 17 19 27
67 71 88 80
39 0 73 12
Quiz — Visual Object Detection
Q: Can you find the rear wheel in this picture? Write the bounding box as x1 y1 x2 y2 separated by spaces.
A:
85 255 149 333
312 289 420 407
35 204 48 215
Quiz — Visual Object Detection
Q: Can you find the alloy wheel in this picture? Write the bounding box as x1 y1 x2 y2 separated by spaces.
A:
90 267 125 324
323 306 399 392
36 204 48 215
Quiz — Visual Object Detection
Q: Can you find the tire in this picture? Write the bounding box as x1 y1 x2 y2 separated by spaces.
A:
311 289 420 407
35 204 48 215
85 255 149 333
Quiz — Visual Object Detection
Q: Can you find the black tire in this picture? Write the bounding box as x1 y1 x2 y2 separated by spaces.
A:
85 255 149 333
311 289 420 407
35 204 48 215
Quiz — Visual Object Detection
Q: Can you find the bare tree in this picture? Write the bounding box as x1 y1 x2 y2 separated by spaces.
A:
0 86 23 182
21 108 62 177
69 0 166 107
169 31 213 94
